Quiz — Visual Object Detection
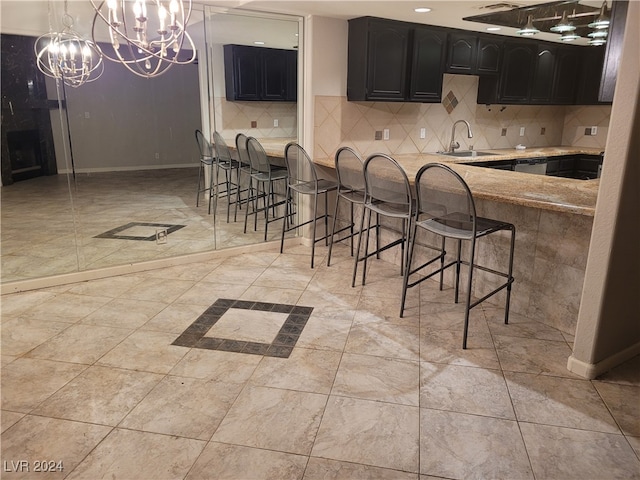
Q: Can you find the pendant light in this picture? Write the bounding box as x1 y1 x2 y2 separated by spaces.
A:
588 1 610 29
516 15 539 36
550 11 576 33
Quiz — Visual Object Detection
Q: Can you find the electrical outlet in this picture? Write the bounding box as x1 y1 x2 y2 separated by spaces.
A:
541 127 546 135
383 128 390 140
155 152 160 159
420 128 426 139
375 131 382 140
519 127 525 136
251 121 257 128
84 111 90 119
590 126 598 135
273 119 279 127
501 128 507 136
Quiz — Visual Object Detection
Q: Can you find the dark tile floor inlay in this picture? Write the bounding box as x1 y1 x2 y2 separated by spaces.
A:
94 222 186 241
172 298 314 358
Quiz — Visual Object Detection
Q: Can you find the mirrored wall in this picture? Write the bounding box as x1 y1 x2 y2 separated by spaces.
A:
0 2 302 285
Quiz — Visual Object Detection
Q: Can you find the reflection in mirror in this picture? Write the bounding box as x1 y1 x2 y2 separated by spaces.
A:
0 2 301 285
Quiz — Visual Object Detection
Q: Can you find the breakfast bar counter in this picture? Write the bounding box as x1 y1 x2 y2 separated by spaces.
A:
314 146 602 217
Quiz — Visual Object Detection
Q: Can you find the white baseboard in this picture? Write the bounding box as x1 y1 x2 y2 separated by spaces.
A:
567 341 640 379
57 163 199 174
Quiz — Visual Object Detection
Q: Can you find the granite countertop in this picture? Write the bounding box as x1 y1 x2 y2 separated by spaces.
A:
314 146 602 217
225 137 294 158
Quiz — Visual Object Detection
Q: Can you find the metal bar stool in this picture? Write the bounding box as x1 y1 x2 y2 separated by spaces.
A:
352 153 414 288
212 131 241 223
326 146 379 266
400 162 516 349
233 133 252 222
195 129 215 214
280 142 338 268
244 137 289 241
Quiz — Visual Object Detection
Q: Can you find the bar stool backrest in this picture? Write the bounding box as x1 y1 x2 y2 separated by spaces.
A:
246 137 271 174
195 129 212 159
335 147 364 194
363 154 412 214
415 163 477 235
284 142 317 188
235 133 250 168
212 131 233 164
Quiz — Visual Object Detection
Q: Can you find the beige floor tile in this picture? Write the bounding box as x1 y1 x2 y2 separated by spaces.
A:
593 381 640 436
420 363 515 419
420 302 491 337
21 293 113 322
254 266 315 291
420 409 533 479
120 376 243 440
297 289 361 311
173 281 250 306
312 395 419 473
96 330 189 374
520 423 640 480
484 306 567 342
345 322 420 361
212 385 327 455
304 457 418 480
0 415 111 480
186 442 307 480
332 353 420 406
419 329 500 369
140 303 208 334
250 347 342 394
1 358 86 412
202 262 268 285
240 285 304 305
493 334 580 377
169 349 261 382
208 308 287 343
507 372 620 433
1 317 72 356
355 294 419 327
65 428 205 480
1 411 24 433
596 354 640 386
33 365 163 426
119 277 196 303
628 436 640 457
80 298 167 329
66 275 146 298
295 314 353 351
0 291 57 316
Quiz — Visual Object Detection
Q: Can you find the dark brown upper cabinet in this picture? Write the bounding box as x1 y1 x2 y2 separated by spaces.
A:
347 17 446 102
576 47 607 105
530 46 556 103
224 44 297 102
600 0 628 102
498 42 537 103
446 33 502 75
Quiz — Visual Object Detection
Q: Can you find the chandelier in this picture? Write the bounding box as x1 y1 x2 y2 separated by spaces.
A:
90 0 197 78
34 3 104 88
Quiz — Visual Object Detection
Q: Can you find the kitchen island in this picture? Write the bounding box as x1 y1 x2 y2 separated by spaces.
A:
314 146 602 335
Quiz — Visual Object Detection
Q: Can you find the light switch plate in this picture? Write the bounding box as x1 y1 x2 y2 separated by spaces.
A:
590 126 597 135
420 128 426 139
383 129 390 140
519 127 525 136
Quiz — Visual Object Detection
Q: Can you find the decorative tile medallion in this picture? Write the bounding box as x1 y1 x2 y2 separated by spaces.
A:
94 222 186 241
172 298 313 358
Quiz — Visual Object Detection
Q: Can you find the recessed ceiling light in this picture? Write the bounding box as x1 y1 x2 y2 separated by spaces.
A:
414 7 432 13
254 41 265 45
486 27 501 31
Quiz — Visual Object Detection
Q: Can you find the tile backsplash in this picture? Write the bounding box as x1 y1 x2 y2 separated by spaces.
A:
215 97 297 142
314 74 610 159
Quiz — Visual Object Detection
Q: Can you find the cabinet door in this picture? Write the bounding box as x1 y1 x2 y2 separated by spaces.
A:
530 46 556 103
409 26 447 102
284 49 298 102
476 37 502 74
552 47 580 104
446 33 477 74
576 47 606 104
262 49 287 101
366 20 410 100
499 42 535 103
224 45 261 101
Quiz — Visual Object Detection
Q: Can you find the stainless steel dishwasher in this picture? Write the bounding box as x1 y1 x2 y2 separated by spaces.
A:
513 157 547 175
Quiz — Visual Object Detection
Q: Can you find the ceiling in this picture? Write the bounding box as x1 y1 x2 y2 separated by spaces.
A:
0 0 609 47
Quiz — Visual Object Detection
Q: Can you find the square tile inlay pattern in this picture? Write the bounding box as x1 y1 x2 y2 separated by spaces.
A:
94 222 186 241
172 298 313 358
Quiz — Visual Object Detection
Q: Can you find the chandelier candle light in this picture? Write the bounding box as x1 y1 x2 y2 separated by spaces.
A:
34 3 104 87
90 0 196 78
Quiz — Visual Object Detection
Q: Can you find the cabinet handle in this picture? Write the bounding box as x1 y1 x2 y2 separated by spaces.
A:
9 101 14 115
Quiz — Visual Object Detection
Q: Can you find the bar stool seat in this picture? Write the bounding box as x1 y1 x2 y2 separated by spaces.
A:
400 162 516 349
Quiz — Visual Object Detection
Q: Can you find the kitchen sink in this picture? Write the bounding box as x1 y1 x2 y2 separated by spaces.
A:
437 150 495 158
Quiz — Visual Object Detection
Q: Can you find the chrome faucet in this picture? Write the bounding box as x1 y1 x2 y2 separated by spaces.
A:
447 120 473 153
